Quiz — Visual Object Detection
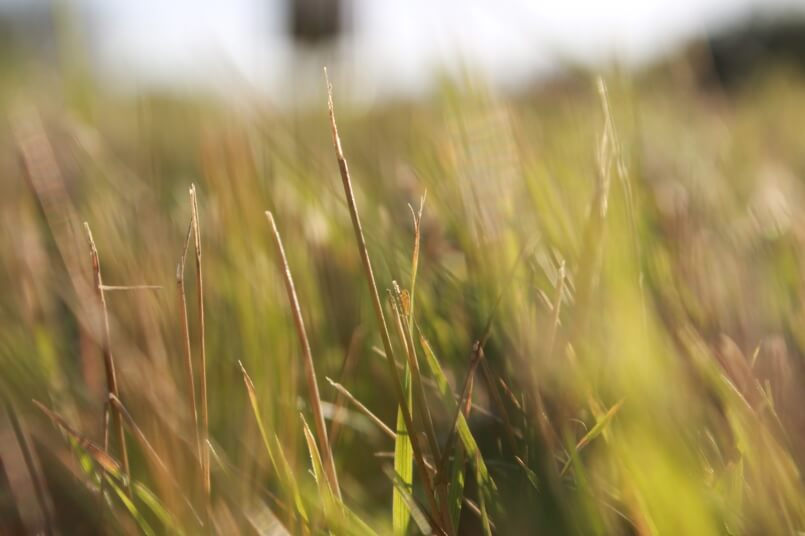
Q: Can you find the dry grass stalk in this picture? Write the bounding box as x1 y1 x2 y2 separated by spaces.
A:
326 377 396 441
189 184 211 497
108 394 205 527
83 222 130 490
266 210 341 500
177 219 203 468
324 68 443 527
33 400 122 477
101 285 162 291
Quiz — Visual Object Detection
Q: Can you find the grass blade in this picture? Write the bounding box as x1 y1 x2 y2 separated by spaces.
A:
266 210 341 500
393 365 413 536
34 400 122 478
301 415 339 524
105 475 156 536
418 336 497 498
325 68 442 526
325 377 396 441
83 222 130 490
385 466 435 536
560 399 624 476
238 362 309 526
189 184 211 498
177 218 203 468
108 394 204 527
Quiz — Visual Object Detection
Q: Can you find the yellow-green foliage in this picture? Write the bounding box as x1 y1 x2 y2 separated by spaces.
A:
1 66 805 534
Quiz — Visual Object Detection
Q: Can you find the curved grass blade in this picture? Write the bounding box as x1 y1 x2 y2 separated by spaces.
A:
239 362 309 526
418 336 496 494
560 399 624 476
105 475 155 536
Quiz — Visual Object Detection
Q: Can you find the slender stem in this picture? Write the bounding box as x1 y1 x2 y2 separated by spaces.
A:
101 285 162 291
266 211 341 500
390 290 453 535
83 222 130 493
177 219 203 470
437 342 484 473
326 377 396 441
109 394 205 527
389 287 440 462
189 185 211 498
324 69 443 527
34 400 122 477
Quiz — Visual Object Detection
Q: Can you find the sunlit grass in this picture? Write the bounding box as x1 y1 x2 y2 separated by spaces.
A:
1 65 805 534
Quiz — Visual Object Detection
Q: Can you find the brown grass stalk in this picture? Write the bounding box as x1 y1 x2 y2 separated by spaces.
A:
33 400 122 477
83 222 130 491
265 210 341 500
326 377 396 441
108 394 204 527
189 184 211 497
177 219 203 469
324 68 443 527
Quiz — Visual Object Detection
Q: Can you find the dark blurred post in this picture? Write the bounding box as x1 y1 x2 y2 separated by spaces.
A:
290 0 345 45
285 0 351 104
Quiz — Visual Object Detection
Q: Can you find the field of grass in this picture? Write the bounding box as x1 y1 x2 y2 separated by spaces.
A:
1 60 805 535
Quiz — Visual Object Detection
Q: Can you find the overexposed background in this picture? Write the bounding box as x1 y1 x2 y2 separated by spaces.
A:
2 0 805 100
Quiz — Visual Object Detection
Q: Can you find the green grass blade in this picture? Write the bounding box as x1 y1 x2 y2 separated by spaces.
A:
561 399 624 476
133 482 184 535
386 466 433 535
105 475 155 536
393 365 413 536
301 415 339 522
239 362 308 524
419 335 496 493
472 451 493 536
446 444 466 529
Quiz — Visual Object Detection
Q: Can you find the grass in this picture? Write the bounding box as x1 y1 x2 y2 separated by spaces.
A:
1 56 805 535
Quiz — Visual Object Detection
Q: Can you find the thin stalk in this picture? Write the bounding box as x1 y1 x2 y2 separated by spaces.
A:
108 394 204 527
326 377 396 441
266 210 341 500
389 286 440 462
325 68 442 528
436 342 484 474
177 219 203 468
83 222 130 493
406 192 426 327
100 285 162 291
189 184 211 497
33 400 122 477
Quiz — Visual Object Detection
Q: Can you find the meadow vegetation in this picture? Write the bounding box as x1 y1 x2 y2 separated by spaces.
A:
1 62 805 534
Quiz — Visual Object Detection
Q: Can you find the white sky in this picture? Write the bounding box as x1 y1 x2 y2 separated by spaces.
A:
22 0 805 99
